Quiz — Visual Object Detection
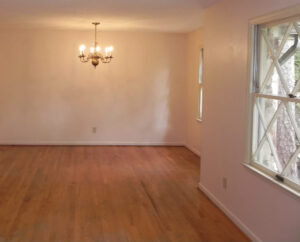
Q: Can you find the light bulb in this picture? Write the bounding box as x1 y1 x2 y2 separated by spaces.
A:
105 46 113 56
79 44 86 53
107 46 113 52
96 46 101 52
90 47 95 53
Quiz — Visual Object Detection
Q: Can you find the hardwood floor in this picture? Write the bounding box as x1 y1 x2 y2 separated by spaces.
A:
0 146 249 242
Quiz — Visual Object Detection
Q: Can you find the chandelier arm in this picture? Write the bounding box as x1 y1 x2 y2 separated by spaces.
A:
99 55 105 62
79 55 90 63
100 56 113 64
80 59 89 63
100 56 106 63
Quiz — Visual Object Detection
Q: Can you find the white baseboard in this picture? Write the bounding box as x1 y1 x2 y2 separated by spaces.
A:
185 144 200 156
0 141 203 157
0 141 184 146
198 183 262 242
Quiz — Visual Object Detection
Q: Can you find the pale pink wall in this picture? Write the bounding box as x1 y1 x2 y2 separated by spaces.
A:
185 29 203 155
201 0 300 241
0 30 186 145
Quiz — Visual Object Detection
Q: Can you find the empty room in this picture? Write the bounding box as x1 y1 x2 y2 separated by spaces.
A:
0 0 300 241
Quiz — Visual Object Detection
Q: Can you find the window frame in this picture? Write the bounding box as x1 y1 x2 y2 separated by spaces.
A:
246 8 300 197
197 47 204 122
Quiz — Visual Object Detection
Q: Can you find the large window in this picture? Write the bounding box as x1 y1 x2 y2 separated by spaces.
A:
197 48 204 121
250 16 300 193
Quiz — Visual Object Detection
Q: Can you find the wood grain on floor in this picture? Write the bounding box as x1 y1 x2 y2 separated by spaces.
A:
0 146 249 242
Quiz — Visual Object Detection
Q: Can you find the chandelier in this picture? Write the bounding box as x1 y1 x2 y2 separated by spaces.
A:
78 22 114 68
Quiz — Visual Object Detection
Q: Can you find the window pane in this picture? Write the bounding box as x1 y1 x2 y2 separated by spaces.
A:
253 97 299 174
284 156 300 185
197 48 204 120
199 87 203 120
199 48 203 84
258 21 300 96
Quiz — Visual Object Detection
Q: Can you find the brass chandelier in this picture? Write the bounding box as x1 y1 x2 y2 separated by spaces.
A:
78 22 114 68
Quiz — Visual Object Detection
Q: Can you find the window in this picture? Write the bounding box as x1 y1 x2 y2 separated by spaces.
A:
250 15 300 193
197 48 204 121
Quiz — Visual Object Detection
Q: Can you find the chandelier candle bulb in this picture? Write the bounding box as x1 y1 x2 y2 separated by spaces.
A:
105 46 113 57
78 22 113 67
79 45 86 55
110 46 114 56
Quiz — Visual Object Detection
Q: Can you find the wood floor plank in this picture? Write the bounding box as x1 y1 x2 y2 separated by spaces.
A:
0 146 249 242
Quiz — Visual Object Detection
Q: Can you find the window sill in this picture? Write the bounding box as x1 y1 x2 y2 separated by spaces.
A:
243 163 300 198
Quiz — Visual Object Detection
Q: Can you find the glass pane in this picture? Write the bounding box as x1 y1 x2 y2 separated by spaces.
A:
261 68 288 96
199 87 203 119
253 139 280 173
256 97 279 127
276 104 297 166
258 21 300 96
198 48 203 84
264 22 290 52
253 97 300 173
284 156 300 185
280 32 299 94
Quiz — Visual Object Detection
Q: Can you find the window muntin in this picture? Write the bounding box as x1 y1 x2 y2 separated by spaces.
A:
198 48 204 121
251 17 300 192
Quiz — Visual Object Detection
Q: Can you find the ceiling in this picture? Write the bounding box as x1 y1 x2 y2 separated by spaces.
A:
0 0 219 32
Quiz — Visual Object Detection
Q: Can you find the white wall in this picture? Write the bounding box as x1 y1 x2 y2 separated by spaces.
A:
185 29 203 156
200 0 300 241
0 30 186 145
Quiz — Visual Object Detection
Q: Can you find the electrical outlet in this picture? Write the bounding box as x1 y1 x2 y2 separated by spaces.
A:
92 127 97 133
222 177 228 190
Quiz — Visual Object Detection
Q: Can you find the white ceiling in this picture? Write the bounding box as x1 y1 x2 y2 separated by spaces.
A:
0 0 219 32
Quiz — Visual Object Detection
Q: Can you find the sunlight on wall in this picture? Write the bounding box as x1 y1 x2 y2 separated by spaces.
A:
154 69 170 140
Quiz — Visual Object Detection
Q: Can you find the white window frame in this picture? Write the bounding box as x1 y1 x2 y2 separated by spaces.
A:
246 7 300 197
197 48 204 122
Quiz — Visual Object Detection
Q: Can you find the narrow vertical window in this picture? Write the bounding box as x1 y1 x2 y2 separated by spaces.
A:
198 48 204 121
250 16 300 193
